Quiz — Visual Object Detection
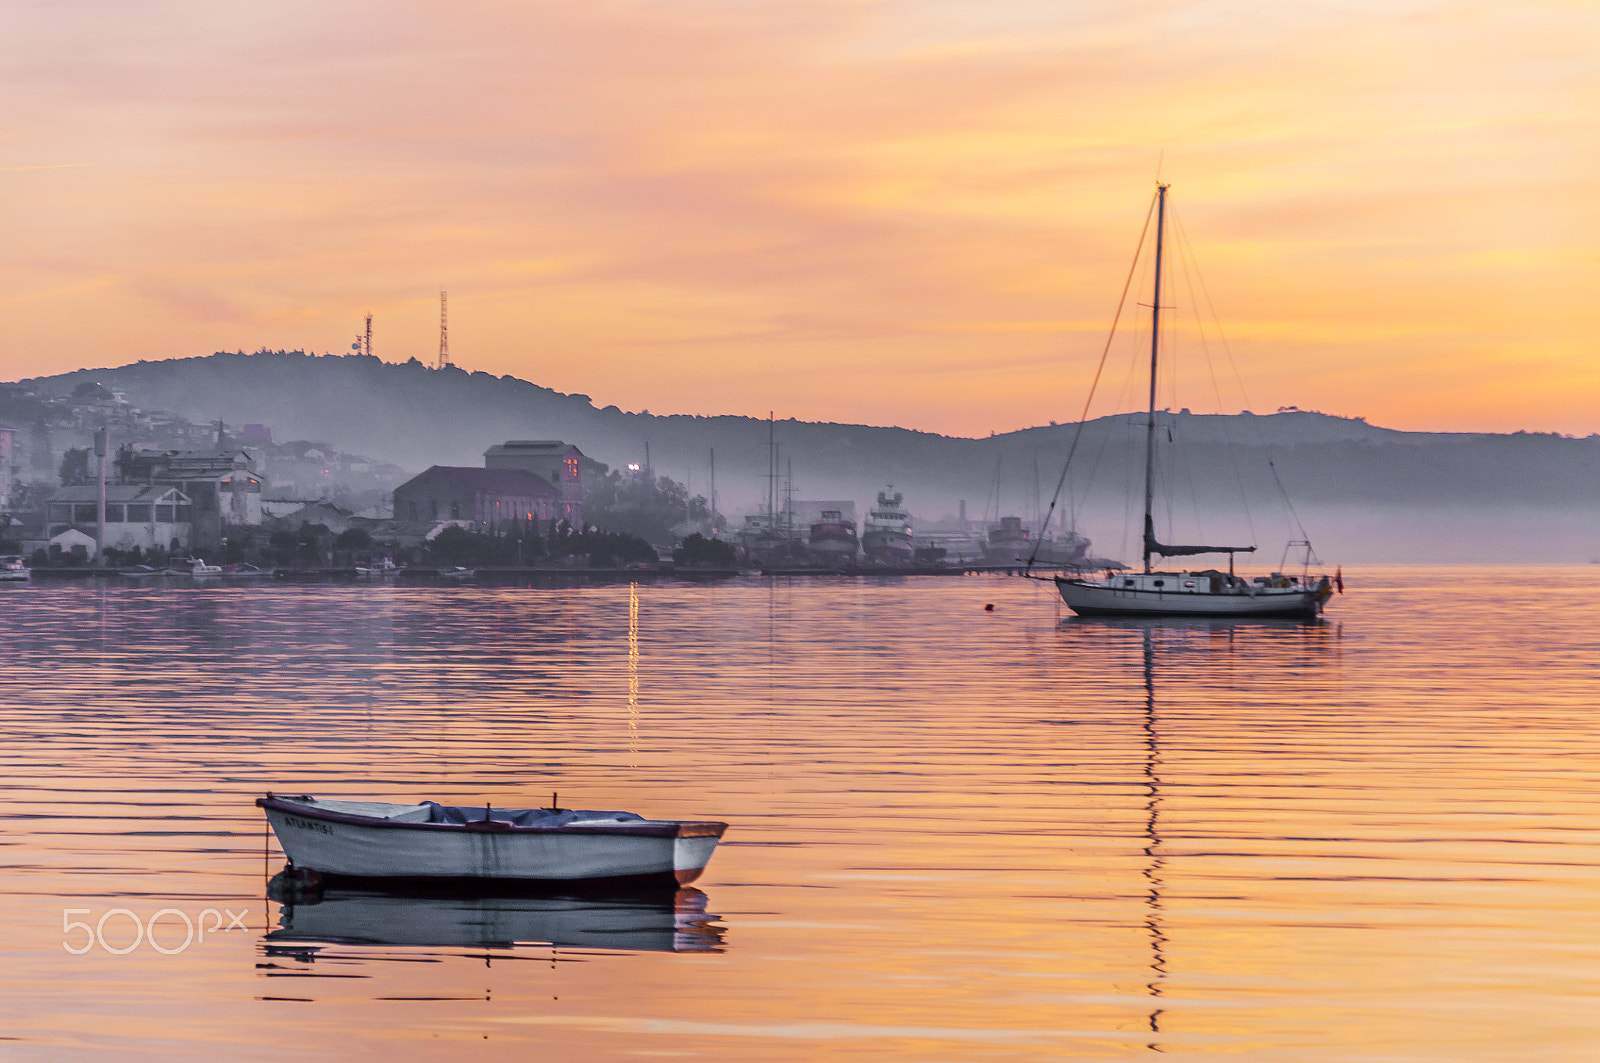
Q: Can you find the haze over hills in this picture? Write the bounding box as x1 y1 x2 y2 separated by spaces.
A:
20 351 1600 563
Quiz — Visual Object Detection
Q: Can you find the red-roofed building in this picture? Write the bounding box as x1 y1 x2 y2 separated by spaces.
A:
391 466 561 534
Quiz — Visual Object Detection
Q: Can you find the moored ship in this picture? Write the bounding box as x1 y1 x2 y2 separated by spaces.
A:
742 514 808 566
861 487 914 564
1033 528 1092 568
807 509 859 562
983 516 1031 564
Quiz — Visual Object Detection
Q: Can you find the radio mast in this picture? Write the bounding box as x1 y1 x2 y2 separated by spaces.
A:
436 291 451 370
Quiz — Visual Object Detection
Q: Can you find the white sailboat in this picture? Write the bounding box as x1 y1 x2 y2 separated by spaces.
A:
1051 184 1334 619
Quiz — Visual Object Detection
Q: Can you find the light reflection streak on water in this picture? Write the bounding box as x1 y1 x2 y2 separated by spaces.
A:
628 580 640 766
0 568 1597 1060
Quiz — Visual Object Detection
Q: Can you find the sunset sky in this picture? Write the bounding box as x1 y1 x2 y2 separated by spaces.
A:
3 0 1596 437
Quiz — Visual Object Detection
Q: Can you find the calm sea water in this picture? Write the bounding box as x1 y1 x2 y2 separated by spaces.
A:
1 567 1598 1060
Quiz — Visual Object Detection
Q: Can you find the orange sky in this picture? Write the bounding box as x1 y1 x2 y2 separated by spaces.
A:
3 1 1596 437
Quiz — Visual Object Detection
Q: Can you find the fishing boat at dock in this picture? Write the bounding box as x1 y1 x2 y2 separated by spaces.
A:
807 508 859 562
1047 183 1335 619
258 794 727 887
861 487 915 564
983 516 1031 564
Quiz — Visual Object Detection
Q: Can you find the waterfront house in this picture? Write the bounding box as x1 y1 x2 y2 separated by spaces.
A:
45 484 193 557
483 441 584 527
391 467 560 535
113 445 263 550
0 422 16 511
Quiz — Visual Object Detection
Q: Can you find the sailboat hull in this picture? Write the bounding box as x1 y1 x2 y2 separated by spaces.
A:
1055 577 1326 619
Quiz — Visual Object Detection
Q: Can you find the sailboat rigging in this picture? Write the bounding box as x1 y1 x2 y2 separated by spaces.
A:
1049 184 1334 618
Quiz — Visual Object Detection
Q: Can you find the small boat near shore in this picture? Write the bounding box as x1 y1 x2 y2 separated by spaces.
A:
165 557 222 577
355 557 398 580
0 555 30 582
258 794 727 887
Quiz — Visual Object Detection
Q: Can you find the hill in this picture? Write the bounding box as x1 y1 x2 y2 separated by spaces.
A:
20 351 1600 562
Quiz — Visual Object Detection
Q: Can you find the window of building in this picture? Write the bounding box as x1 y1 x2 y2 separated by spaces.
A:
408 501 418 520
73 504 97 524
105 504 125 522
564 457 579 479
156 505 175 522
429 499 438 519
126 504 152 522
450 501 460 520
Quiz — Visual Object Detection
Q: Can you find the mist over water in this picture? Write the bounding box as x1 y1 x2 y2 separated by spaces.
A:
2 570 1599 1059
29 355 1600 565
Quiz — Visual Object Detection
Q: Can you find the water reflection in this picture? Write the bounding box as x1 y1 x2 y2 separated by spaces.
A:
1140 625 1167 1050
267 884 724 954
5 574 1600 1059
1058 615 1339 1052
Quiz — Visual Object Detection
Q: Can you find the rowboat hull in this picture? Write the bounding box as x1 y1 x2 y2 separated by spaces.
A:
260 797 725 886
1056 577 1327 618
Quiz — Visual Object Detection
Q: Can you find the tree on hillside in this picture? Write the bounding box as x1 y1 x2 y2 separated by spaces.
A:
59 448 91 486
673 533 737 568
71 381 113 401
424 526 544 567
548 528 656 567
583 465 720 545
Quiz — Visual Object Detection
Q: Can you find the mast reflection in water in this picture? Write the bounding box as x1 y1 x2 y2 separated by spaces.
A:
4 572 1598 1061
1061 614 1338 1053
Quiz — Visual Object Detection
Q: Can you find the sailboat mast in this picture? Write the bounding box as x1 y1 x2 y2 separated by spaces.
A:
1142 183 1169 575
767 412 776 526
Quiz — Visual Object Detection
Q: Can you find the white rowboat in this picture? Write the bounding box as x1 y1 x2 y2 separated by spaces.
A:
258 795 727 887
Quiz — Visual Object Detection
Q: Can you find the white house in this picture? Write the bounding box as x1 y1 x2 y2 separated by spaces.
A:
46 485 193 557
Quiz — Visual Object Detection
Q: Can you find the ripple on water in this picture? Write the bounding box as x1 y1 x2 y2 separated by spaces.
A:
0 568 1598 1060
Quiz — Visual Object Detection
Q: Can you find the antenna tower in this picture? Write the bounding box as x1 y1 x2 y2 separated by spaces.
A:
436 291 452 370
364 313 372 358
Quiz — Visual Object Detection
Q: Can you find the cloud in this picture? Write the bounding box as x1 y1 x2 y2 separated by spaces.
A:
1 0 1596 435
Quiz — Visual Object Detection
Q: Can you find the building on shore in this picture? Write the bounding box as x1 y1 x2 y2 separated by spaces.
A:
113 445 263 550
391 467 561 536
483 441 584 527
45 484 193 558
0 423 16 511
